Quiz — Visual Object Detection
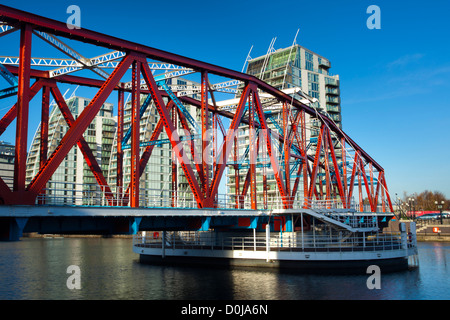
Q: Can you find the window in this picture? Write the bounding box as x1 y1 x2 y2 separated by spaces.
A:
305 51 314 71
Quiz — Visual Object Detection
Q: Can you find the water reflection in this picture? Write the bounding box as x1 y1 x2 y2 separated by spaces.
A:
0 238 449 299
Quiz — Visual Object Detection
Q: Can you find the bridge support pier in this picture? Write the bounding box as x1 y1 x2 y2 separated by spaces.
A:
0 217 28 241
129 217 142 235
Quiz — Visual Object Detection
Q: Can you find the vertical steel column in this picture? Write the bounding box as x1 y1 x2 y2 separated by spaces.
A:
301 111 308 203
0 80 44 137
252 86 289 209
212 113 218 181
14 24 32 193
176 107 203 181
357 161 363 212
326 129 345 207
359 159 374 211
282 102 291 200
39 86 49 170
171 102 177 208
262 133 268 209
130 60 141 207
38 85 49 205
341 137 347 208
140 59 203 208
210 84 251 204
347 150 359 208
380 172 394 212
323 128 332 207
48 83 115 204
248 89 257 209
116 89 124 203
234 136 239 209
201 71 210 204
212 113 218 208
307 124 325 206
27 54 134 199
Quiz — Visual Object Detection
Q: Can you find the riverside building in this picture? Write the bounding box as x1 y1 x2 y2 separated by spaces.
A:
226 43 342 206
25 96 115 205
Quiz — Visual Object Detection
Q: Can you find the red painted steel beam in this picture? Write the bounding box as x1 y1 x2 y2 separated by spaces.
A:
248 90 257 209
381 172 394 212
283 102 291 197
234 136 239 209
347 150 359 208
323 128 332 205
121 101 174 206
130 61 141 208
116 89 124 201
0 177 11 203
4 65 116 91
13 24 32 194
326 128 346 206
0 6 393 210
139 105 168 177
373 171 382 210
176 106 203 181
6 65 332 175
341 137 348 204
39 85 50 169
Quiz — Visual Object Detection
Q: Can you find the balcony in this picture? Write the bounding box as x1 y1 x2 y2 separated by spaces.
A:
326 87 339 95
326 104 340 113
325 77 338 87
326 96 340 104
319 59 330 68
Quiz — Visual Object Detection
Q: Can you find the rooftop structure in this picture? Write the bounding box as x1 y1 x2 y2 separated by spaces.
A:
226 42 343 207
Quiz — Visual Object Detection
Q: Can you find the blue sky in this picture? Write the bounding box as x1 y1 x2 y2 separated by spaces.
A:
0 0 449 200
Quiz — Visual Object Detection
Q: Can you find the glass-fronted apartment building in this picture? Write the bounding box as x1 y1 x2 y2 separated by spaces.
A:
245 44 341 127
24 77 208 207
227 44 342 205
25 96 115 205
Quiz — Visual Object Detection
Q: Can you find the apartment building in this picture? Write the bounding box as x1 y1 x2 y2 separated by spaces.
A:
227 43 342 205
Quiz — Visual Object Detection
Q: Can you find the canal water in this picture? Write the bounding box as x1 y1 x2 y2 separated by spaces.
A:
0 238 449 300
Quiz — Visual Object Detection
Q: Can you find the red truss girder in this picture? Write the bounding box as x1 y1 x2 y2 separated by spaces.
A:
0 5 394 212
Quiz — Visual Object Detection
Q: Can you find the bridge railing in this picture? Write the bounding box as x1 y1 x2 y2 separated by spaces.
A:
34 181 392 213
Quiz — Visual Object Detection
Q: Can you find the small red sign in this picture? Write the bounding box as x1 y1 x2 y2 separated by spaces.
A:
433 227 440 233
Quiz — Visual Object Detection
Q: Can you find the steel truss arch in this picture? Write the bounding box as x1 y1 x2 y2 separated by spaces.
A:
0 4 393 212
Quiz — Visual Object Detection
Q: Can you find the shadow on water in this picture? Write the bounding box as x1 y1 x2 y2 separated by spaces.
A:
133 255 422 300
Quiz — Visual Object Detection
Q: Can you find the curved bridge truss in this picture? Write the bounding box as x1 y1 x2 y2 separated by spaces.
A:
0 5 393 212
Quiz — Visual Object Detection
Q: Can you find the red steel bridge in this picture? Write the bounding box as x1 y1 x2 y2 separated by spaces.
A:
0 5 394 240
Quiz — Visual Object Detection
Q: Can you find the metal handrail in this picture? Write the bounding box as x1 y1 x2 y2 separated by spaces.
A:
133 230 416 254
35 181 392 216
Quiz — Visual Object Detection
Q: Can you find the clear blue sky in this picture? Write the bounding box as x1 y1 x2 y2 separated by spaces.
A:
0 0 449 200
